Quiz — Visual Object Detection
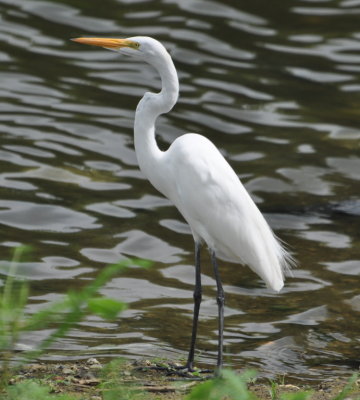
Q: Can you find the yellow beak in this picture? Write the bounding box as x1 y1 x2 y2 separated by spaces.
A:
71 37 139 50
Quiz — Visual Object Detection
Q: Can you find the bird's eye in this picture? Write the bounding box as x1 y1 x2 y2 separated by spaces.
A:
131 41 140 50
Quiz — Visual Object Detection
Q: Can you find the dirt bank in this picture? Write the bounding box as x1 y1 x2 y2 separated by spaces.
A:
4 359 360 400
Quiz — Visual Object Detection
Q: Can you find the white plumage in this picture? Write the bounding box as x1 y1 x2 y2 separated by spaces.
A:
162 133 289 292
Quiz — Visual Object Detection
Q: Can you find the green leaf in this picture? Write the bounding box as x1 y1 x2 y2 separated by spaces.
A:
186 379 217 400
6 380 79 400
6 381 52 400
332 373 359 400
87 297 127 320
281 391 313 400
131 258 153 269
186 369 258 400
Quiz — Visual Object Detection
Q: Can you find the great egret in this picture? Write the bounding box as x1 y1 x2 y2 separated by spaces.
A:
72 36 294 371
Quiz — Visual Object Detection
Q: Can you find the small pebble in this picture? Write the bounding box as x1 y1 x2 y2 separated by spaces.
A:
23 363 44 372
62 368 73 375
279 384 300 391
86 358 101 366
82 371 96 380
89 364 102 370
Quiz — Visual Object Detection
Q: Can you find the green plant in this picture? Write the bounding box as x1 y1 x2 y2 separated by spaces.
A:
280 390 313 400
186 369 257 400
332 373 359 400
0 246 152 390
269 379 279 400
4 380 78 400
0 246 32 388
100 359 147 400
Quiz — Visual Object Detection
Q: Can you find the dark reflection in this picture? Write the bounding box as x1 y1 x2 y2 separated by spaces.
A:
0 0 359 383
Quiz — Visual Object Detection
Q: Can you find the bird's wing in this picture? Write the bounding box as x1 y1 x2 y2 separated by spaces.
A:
165 133 254 249
162 133 289 291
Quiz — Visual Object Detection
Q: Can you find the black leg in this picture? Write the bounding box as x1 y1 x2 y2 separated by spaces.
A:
210 249 225 370
185 241 202 371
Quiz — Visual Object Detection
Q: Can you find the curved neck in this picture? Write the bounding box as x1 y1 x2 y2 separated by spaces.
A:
134 51 179 191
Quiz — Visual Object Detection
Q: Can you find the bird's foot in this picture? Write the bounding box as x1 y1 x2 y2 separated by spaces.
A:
164 362 212 379
135 361 212 380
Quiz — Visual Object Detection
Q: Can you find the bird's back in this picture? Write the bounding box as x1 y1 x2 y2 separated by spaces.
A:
160 133 293 292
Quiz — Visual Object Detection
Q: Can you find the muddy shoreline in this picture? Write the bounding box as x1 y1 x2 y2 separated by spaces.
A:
4 359 359 400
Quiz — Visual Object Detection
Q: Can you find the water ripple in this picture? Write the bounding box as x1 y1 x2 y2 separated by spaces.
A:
0 0 358 382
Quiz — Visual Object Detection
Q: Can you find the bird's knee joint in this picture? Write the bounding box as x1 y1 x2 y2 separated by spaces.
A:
193 290 202 302
216 294 225 306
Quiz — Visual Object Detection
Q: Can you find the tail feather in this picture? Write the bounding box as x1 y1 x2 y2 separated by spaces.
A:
241 211 296 292
261 232 296 292
276 234 296 277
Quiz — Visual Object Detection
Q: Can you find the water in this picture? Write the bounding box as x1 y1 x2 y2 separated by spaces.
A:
0 0 359 383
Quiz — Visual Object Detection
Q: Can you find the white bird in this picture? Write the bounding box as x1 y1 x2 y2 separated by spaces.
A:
72 36 294 371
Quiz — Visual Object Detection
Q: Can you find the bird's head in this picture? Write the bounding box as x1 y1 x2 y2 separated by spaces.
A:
71 36 166 63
